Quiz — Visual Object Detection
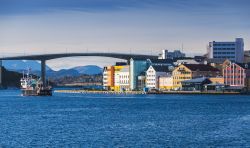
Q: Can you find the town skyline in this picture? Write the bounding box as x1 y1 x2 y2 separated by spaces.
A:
0 0 249 70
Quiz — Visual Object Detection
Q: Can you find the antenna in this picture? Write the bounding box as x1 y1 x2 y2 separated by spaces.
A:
181 43 184 52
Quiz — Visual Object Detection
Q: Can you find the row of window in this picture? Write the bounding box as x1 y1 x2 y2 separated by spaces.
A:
173 72 191 75
213 48 235 50
213 52 235 55
119 75 129 79
213 43 235 46
173 77 191 79
214 56 235 58
147 83 156 85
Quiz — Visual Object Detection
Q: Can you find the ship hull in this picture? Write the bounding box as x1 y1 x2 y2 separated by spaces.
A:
21 88 52 96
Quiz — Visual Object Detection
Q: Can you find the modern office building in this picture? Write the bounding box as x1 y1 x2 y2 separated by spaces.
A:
130 58 150 90
207 38 244 63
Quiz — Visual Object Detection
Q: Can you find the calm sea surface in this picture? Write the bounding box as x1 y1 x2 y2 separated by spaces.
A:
0 89 250 147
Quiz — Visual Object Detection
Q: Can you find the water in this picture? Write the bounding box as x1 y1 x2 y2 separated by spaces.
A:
0 89 250 147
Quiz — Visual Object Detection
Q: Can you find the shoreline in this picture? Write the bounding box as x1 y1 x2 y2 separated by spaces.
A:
54 90 248 95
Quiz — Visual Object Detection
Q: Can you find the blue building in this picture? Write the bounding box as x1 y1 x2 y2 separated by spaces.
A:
129 58 150 90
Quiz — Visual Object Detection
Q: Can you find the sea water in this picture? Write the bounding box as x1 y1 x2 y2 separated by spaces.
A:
0 89 249 147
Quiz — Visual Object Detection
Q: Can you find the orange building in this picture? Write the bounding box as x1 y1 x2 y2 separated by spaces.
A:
103 66 114 90
209 77 224 84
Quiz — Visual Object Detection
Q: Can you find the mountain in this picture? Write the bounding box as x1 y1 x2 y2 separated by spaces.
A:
73 65 102 75
2 60 102 78
2 60 52 71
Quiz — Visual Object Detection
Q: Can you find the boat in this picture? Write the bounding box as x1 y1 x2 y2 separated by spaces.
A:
20 69 52 96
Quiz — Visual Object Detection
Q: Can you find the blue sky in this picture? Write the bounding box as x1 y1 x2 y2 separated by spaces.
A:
0 0 249 70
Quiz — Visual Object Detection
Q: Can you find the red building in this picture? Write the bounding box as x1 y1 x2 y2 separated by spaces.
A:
223 62 250 87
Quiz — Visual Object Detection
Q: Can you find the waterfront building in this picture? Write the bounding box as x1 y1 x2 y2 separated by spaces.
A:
159 76 173 90
146 65 170 89
137 73 146 91
114 65 125 91
102 66 114 90
130 58 150 90
119 66 130 91
207 38 244 63
181 77 212 91
159 49 185 59
172 64 220 90
223 62 250 88
209 77 224 84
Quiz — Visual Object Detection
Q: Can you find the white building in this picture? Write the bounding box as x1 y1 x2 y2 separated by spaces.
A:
207 38 244 63
102 67 108 90
160 49 185 59
119 66 130 91
146 65 169 89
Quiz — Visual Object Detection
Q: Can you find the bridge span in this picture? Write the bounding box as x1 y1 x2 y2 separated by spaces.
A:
0 52 158 87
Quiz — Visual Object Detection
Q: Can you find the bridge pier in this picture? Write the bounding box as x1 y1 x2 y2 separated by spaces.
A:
41 59 46 86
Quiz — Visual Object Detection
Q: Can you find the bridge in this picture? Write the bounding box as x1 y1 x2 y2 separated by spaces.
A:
0 52 158 87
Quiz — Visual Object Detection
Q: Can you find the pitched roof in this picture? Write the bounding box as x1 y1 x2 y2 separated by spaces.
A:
148 59 173 64
236 63 250 69
151 65 170 72
206 58 228 64
183 64 219 72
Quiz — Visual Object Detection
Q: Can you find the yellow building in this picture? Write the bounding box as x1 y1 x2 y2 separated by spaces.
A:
172 64 220 90
113 65 125 91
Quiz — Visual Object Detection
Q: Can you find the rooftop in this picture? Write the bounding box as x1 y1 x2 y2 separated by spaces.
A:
183 64 220 72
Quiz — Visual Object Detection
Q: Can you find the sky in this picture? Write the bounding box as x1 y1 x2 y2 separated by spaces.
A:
0 0 249 70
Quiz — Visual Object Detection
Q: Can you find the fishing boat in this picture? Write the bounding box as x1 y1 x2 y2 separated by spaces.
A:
20 69 52 96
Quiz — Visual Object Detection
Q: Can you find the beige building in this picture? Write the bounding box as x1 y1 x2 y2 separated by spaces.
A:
159 76 173 90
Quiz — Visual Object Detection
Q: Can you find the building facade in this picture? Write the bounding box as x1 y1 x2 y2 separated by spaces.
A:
119 66 130 91
159 76 173 90
223 62 250 87
102 66 114 90
172 64 220 90
207 38 244 63
130 58 149 90
114 65 125 91
146 65 169 89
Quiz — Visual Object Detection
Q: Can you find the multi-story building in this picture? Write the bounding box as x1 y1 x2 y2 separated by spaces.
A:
172 64 220 90
114 65 125 91
119 66 130 91
130 58 150 90
223 62 250 88
207 38 244 63
102 66 114 90
146 65 170 89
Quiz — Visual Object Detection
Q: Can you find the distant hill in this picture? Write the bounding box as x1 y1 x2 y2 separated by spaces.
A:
73 65 102 75
2 60 102 79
